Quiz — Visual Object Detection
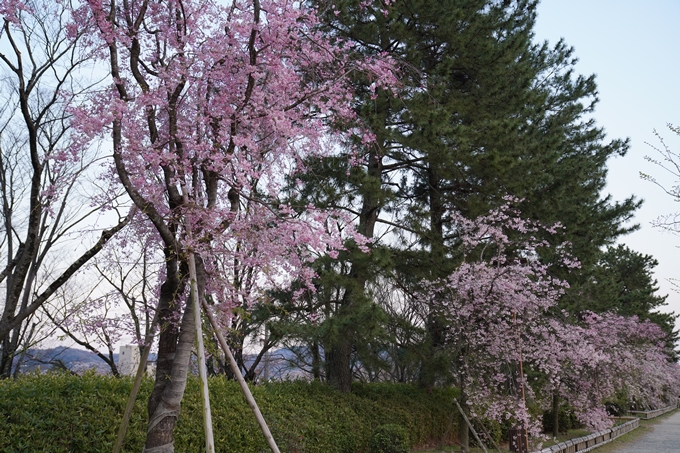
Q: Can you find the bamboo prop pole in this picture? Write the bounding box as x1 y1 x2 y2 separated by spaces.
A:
188 251 216 453
474 414 502 453
454 399 489 453
182 189 215 453
200 299 282 453
112 310 159 453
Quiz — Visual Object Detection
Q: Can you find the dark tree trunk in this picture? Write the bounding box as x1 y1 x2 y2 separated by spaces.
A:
552 392 559 438
327 339 353 392
144 256 186 452
311 340 321 380
420 165 448 390
143 255 211 452
145 256 203 452
325 129 383 393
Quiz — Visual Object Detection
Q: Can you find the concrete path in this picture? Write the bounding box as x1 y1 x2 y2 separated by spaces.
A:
610 410 680 452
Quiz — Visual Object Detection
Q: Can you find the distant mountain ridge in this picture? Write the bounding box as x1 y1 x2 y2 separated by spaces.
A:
14 346 157 375
14 346 303 379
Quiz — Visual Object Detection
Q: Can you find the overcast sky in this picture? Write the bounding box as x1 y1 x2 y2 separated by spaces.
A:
533 0 680 324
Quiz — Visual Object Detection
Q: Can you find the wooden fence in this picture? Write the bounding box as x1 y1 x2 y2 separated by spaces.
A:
629 403 677 420
530 418 639 453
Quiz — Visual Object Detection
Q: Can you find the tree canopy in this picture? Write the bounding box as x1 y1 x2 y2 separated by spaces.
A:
0 1 677 452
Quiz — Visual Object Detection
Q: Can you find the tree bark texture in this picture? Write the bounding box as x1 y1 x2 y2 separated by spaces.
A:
552 392 560 438
326 142 382 392
143 257 190 452
419 165 448 390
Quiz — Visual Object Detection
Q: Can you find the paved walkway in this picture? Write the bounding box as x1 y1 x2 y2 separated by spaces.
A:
610 410 680 452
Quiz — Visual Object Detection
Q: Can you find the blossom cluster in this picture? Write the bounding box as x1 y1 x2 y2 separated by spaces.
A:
424 203 680 437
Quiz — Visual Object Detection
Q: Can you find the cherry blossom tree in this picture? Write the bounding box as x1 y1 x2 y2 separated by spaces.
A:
74 0 394 450
419 203 572 450
530 312 680 432
425 203 680 450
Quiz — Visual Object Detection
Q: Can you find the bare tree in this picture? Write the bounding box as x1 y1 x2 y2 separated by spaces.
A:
0 1 129 378
642 124 680 233
368 277 427 384
45 231 160 376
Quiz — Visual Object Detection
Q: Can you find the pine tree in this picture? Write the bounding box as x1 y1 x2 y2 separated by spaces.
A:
288 0 641 402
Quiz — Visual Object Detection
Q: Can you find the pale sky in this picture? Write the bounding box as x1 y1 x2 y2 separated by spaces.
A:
533 1 680 326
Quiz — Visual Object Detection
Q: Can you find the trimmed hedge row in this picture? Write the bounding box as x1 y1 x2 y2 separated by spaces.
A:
0 373 458 452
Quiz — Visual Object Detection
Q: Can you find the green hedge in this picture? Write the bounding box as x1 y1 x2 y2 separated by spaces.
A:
369 424 410 453
0 373 458 452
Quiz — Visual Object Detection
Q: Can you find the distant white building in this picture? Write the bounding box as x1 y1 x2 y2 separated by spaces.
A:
117 345 140 376
146 360 156 377
118 345 156 377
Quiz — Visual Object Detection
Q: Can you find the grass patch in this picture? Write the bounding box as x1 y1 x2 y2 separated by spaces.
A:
540 429 591 448
414 447 499 453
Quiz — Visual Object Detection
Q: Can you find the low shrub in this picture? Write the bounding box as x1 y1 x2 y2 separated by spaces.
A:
542 406 581 434
605 390 630 416
0 373 457 453
472 418 503 447
369 424 410 453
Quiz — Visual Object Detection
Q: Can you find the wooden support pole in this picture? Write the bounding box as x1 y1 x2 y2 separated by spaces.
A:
182 188 215 453
201 299 282 453
112 311 158 453
455 399 488 453
474 413 503 453
188 250 215 453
